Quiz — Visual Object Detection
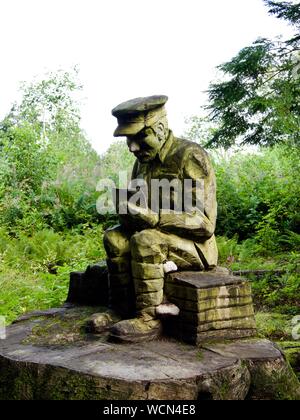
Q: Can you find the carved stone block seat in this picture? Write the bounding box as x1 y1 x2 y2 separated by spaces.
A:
164 271 257 344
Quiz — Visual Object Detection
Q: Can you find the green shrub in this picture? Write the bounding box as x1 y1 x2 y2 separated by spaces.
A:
255 312 293 340
252 271 300 315
214 145 300 251
0 225 106 323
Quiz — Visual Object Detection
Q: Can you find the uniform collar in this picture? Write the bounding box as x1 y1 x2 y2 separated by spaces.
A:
158 130 174 163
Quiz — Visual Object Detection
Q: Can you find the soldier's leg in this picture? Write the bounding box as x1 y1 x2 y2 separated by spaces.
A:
109 229 168 342
162 232 205 271
109 229 206 342
130 229 167 320
103 224 135 317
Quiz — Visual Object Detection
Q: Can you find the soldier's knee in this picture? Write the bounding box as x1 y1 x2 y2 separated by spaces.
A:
103 225 130 257
130 229 159 249
130 229 167 263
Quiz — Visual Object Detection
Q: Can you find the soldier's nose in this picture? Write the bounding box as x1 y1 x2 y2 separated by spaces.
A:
128 141 140 152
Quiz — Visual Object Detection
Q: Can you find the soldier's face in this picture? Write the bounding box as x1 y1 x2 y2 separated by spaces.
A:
126 127 163 163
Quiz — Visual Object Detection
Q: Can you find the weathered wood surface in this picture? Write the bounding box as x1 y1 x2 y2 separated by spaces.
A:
0 306 299 400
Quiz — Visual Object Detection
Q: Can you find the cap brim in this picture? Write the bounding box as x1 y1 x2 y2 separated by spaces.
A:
113 122 145 137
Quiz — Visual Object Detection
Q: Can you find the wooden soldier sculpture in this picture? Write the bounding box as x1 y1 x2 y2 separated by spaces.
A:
101 95 218 342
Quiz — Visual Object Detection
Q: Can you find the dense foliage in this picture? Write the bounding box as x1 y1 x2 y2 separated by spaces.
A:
214 145 300 244
0 69 107 322
0 69 104 235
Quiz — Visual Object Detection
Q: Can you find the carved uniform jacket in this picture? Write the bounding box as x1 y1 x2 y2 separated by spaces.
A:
130 130 218 268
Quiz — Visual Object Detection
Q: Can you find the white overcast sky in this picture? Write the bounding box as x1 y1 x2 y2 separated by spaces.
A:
0 0 293 154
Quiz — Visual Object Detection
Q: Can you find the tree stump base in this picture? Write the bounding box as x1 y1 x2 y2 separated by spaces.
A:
0 305 299 400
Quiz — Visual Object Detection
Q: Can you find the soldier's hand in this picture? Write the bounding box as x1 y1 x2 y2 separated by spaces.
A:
127 202 159 228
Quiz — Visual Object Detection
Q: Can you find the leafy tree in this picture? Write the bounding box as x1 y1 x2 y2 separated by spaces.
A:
205 0 300 148
267 0 300 27
183 116 217 146
17 67 82 136
0 69 102 233
0 124 53 193
99 140 135 185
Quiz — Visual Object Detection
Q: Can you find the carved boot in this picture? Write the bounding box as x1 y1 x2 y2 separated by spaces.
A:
109 261 164 343
109 311 162 343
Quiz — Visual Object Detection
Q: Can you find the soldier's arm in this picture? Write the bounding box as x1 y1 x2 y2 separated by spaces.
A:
158 147 217 240
119 159 159 230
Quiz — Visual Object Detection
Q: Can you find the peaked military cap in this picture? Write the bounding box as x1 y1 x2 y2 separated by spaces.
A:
112 95 168 137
